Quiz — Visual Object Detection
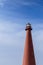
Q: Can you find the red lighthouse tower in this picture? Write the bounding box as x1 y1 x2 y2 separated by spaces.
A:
22 23 36 65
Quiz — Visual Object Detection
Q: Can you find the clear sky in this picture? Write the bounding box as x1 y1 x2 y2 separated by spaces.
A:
0 0 43 65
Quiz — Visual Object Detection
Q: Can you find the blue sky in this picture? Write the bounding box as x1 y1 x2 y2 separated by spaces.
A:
0 0 43 65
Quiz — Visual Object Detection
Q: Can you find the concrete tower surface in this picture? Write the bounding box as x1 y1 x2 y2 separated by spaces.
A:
22 23 36 65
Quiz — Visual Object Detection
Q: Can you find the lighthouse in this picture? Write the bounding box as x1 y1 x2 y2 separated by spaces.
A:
22 23 36 65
